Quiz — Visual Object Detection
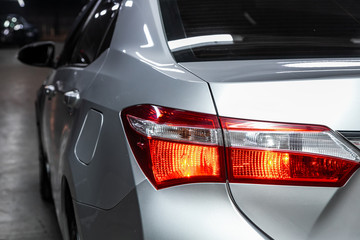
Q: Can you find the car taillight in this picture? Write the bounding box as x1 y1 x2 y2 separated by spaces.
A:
220 118 360 187
121 105 225 189
122 105 360 189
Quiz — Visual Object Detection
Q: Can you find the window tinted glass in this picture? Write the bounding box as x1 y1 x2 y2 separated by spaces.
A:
70 0 120 65
160 0 360 62
57 0 98 67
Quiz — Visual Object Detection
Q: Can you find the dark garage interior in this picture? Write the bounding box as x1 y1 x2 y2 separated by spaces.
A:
0 0 86 41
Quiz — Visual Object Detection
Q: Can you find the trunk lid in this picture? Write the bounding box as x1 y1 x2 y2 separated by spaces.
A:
181 59 360 130
181 59 360 240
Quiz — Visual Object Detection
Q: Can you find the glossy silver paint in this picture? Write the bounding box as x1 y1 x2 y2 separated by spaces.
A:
182 59 360 239
181 60 360 130
74 109 103 165
33 0 360 239
39 0 265 239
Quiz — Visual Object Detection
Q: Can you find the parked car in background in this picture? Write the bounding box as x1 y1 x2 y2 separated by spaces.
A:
18 0 360 239
1 14 39 46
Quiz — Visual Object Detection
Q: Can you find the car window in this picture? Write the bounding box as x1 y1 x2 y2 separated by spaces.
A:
70 0 121 66
57 0 99 67
160 0 360 62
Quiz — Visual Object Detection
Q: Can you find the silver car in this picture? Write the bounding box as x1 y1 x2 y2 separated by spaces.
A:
18 0 360 239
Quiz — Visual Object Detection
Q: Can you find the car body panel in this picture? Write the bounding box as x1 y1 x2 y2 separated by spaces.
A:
74 109 103 165
43 0 221 212
228 184 337 240
228 171 360 239
182 59 360 239
181 60 360 130
53 0 265 237
74 182 265 240
68 49 219 210
41 52 107 223
111 0 180 76
308 170 360 240
135 182 264 240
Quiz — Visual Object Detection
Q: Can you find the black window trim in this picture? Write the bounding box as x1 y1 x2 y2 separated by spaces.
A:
56 0 101 68
67 0 121 67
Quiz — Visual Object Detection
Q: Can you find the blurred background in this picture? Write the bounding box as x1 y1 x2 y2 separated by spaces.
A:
0 0 87 44
0 1 87 239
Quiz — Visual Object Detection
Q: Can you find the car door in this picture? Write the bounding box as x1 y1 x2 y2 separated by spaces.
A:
41 0 121 209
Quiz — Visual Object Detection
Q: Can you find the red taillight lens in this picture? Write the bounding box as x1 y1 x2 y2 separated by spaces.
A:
121 105 225 189
122 105 360 189
221 118 360 187
229 149 357 186
150 140 221 183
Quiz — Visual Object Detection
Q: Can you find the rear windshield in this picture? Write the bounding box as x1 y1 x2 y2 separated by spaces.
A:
159 0 360 62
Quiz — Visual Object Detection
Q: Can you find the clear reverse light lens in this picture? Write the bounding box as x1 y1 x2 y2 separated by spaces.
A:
128 115 221 145
228 131 360 161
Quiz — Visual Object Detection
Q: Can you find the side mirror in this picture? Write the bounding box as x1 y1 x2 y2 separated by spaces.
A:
18 41 55 68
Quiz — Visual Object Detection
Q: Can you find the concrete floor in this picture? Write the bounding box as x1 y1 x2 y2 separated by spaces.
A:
0 47 62 240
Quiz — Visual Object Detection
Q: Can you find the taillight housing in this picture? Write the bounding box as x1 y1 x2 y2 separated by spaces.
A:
220 118 360 187
122 105 360 189
121 105 226 189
